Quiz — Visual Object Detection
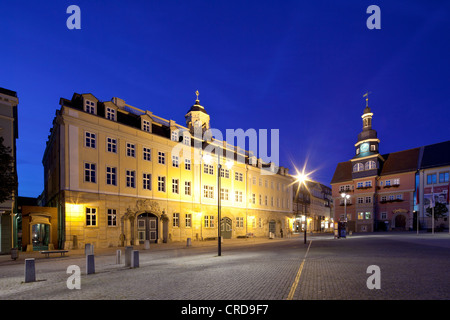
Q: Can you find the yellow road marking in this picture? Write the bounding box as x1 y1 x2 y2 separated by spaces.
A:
287 240 312 300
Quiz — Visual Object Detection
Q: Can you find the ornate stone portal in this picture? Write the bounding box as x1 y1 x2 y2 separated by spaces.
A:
120 200 165 245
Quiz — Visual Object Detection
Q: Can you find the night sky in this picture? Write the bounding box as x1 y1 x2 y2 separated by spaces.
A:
1 0 450 197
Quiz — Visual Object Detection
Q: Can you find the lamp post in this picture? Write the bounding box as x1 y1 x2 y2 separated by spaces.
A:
294 171 312 244
341 193 350 221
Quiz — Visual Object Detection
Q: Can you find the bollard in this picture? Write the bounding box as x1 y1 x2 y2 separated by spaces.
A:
186 238 192 247
144 240 150 250
85 243 94 255
24 258 36 283
125 246 133 267
86 254 95 274
131 250 139 268
116 250 121 264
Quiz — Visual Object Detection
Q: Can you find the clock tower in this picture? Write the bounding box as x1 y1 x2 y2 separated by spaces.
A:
351 93 382 179
185 90 210 136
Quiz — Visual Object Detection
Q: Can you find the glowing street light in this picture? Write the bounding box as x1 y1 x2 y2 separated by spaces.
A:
293 167 313 244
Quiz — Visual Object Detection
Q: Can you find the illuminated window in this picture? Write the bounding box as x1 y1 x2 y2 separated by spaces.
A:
236 217 244 228
204 215 215 228
365 161 376 170
439 172 449 183
353 163 364 172
427 174 437 184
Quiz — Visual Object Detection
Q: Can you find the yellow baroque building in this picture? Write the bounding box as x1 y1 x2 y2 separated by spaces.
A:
42 93 294 249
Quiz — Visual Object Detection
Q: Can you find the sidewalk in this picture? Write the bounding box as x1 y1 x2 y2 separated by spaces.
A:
0 234 304 266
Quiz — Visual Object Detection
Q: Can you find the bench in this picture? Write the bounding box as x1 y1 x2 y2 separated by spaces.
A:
40 250 69 258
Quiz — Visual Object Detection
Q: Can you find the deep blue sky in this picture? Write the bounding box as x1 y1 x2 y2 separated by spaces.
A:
1 0 450 197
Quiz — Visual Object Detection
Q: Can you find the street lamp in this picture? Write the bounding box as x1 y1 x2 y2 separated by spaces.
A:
341 193 350 221
294 171 312 244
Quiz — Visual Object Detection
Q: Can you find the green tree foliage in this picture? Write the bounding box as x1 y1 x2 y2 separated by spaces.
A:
426 201 449 220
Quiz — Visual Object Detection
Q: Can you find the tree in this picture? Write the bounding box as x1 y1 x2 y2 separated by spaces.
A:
0 136 17 203
426 202 449 221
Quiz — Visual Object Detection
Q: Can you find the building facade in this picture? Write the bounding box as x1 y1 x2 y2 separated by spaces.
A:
42 93 294 250
331 101 450 233
0 88 19 254
331 102 418 232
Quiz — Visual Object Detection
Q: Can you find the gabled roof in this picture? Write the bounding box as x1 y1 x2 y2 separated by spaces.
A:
379 147 420 176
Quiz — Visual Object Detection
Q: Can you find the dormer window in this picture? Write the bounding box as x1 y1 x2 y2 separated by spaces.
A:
353 163 364 172
171 130 179 142
85 100 96 114
106 107 116 121
142 119 151 132
365 160 376 170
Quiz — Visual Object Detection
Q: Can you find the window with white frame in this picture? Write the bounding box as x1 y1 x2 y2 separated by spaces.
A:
185 213 192 228
265 195 268 206
396 194 403 200
172 178 179 194
86 207 97 226
235 172 243 182
185 181 191 196
185 159 191 170
84 100 96 114
171 130 178 142
203 185 214 198
236 217 244 228
107 209 117 226
357 197 364 204
365 196 372 203
126 143 135 157
143 173 151 190
381 212 387 220
106 166 116 186
365 181 372 187
380 196 387 202
221 188 229 201
172 155 179 168
204 164 214 175
106 107 116 121
392 178 400 186
220 168 230 178
84 163 96 183
85 132 96 148
158 151 165 165
235 191 243 202
142 120 151 132
365 161 376 170
204 215 215 228
183 132 190 146
126 170 135 188
173 213 179 227
158 176 166 192
107 137 117 153
143 147 151 161
252 193 256 204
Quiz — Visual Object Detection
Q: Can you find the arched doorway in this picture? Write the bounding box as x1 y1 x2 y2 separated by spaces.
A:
221 217 232 239
137 213 158 243
394 214 406 230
